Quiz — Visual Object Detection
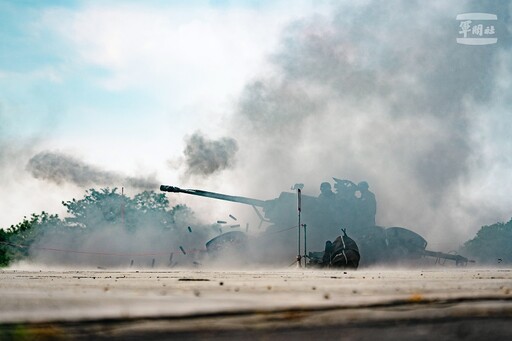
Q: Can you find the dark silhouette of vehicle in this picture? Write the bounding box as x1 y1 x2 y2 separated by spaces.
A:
160 181 470 267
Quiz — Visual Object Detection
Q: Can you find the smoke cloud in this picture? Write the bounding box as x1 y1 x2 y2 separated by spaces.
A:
224 1 512 249
27 151 158 190
183 131 238 177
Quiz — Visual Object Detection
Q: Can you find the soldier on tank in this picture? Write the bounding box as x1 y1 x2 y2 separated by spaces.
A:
332 178 358 229
318 182 335 201
356 181 376 227
313 181 339 238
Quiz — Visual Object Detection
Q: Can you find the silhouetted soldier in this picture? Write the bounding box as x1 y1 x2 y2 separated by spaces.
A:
315 182 337 238
333 178 358 229
318 182 335 201
356 181 376 227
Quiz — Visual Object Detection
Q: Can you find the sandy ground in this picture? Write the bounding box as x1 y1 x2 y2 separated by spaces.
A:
1 266 512 340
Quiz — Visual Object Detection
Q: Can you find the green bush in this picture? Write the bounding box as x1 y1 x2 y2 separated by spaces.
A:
461 218 512 265
0 188 189 267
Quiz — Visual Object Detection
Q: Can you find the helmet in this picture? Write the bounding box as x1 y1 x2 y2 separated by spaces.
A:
358 181 369 190
320 182 332 191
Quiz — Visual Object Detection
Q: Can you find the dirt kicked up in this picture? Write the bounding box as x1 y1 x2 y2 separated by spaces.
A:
1 267 512 340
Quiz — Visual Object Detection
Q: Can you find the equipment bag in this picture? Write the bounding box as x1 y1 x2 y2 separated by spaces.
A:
322 229 360 269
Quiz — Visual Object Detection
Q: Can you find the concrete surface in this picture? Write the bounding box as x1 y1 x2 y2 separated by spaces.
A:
1 267 512 339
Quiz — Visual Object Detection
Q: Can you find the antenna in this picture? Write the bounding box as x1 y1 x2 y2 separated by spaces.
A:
303 223 307 268
291 183 304 268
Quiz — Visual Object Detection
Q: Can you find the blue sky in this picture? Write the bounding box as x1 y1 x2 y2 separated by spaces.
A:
1 1 150 138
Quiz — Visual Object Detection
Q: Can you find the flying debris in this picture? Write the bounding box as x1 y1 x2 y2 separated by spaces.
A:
160 180 471 268
230 224 241 228
168 253 177 268
179 246 186 255
217 220 227 224
187 226 192 233
229 214 237 221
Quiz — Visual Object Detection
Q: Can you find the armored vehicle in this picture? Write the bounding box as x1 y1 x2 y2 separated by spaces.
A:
160 179 469 267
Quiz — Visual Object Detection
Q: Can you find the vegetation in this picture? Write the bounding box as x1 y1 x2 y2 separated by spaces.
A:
0 188 190 267
460 218 512 265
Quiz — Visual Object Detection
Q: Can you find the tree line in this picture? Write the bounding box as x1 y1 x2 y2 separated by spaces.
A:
0 188 191 266
1 187 511 266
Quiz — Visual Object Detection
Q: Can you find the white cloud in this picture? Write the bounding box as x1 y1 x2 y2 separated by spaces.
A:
41 2 329 106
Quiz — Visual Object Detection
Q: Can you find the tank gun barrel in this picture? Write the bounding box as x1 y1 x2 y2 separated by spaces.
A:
160 185 267 207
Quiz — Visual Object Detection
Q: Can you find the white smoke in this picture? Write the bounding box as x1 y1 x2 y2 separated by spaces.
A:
218 0 512 250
